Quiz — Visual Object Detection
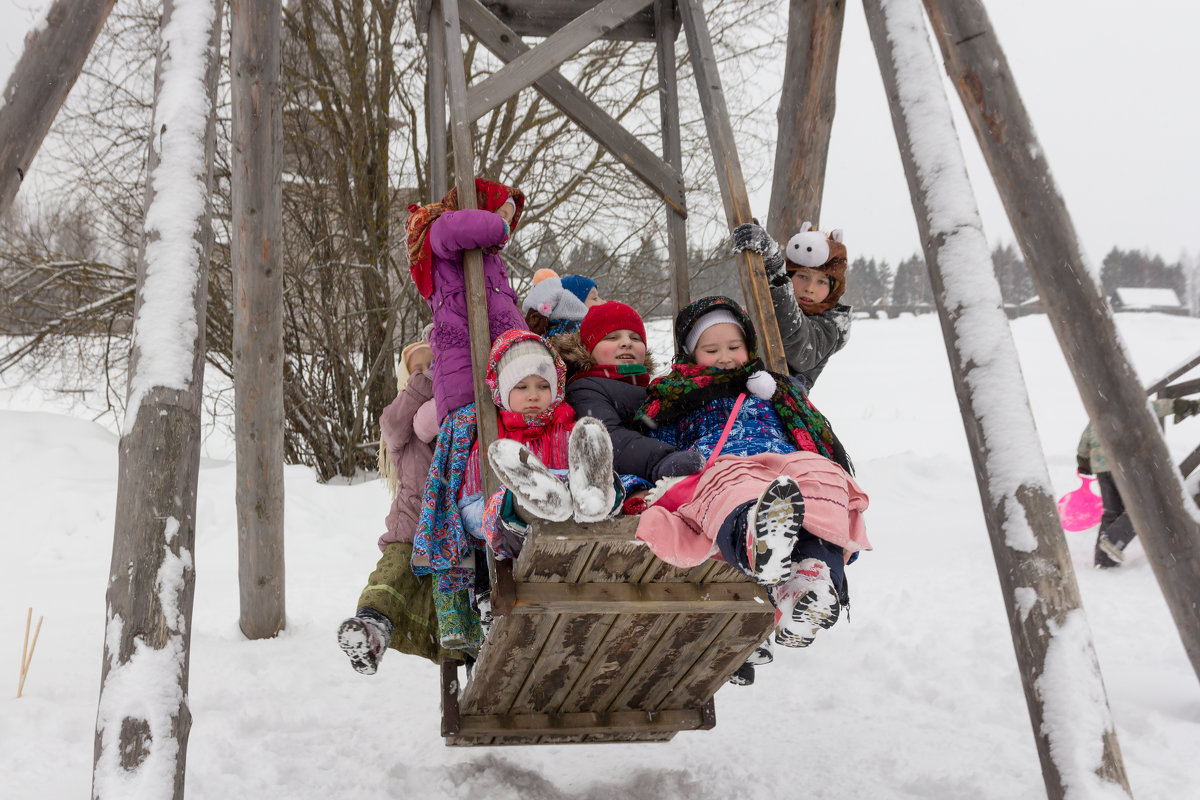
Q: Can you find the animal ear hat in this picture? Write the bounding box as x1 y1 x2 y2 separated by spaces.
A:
784 221 848 314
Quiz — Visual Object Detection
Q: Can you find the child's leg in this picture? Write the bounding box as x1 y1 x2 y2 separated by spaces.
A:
710 476 804 586
458 491 486 540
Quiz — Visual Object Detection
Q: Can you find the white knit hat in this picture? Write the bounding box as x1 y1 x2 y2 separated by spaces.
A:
684 309 742 354
496 339 557 410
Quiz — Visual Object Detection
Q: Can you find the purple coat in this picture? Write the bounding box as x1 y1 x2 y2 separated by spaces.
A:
427 208 527 420
378 371 437 550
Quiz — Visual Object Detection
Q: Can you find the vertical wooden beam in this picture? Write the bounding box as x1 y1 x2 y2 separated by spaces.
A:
654 0 690 314
441 658 462 736
922 0 1200 686
677 0 785 372
232 0 285 638
92 1 222 796
862 3 1130 796
428 0 449 198
0 0 116 218
440 0 498 499
766 0 845 236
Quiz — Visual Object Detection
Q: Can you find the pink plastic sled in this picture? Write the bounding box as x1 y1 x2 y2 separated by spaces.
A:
1057 473 1103 532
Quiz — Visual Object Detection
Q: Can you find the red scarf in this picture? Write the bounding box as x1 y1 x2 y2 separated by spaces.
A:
496 402 576 446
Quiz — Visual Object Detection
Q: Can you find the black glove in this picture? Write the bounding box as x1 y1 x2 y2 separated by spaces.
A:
652 449 706 481
1174 397 1200 423
1076 454 1092 476
732 222 785 282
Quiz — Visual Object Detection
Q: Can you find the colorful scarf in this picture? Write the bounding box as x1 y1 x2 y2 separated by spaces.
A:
413 404 478 592
406 177 525 299
639 360 852 474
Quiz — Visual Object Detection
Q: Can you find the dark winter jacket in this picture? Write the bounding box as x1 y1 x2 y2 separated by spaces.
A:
427 208 528 421
770 275 851 391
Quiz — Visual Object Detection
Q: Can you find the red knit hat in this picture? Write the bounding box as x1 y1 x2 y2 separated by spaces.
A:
580 301 646 352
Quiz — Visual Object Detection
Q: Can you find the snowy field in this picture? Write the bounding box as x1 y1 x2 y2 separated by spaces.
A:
3 311 1200 799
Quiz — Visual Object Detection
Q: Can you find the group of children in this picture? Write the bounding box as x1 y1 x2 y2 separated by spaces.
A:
336 177 870 688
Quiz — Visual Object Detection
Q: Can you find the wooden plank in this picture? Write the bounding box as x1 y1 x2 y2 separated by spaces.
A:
427 0 448 198
660 611 772 710
677 0 785 373
440 0 501 497
508 613 617 714
512 581 769 614
609 611 731 711
922 0 1200 692
0 0 117 217
766 0 845 236
467 0 656 120
417 0 671 40
451 706 710 738
459 0 686 214
1145 350 1200 395
1156 378 1200 400
440 659 462 735
655 0 690 312
458 612 555 713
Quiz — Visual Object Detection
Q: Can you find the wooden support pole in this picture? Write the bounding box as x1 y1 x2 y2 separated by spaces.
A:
0 0 116 218
440 0 498 500
766 0 845 236
232 0 286 639
654 0 690 313
428 0 449 199
93 1 223 795
862 3 1130 796
922 0 1200 686
677 0 785 372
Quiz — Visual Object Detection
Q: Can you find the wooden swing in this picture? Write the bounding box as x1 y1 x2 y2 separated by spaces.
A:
418 0 786 745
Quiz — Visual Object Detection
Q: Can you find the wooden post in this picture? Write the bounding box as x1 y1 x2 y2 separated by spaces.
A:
922 0 1200 685
440 0 499 498
232 0 285 639
766 0 845 236
654 0 690 313
0 0 116 218
428 0 449 199
92 1 222 796
862 2 1131 795
677 0 785 372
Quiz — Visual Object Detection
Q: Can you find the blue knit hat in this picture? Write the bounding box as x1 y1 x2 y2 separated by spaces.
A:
560 275 598 304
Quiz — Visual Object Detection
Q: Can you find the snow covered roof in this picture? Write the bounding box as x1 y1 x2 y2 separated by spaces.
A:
1113 287 1182 309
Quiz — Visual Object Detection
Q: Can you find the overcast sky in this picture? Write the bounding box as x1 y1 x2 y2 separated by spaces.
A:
2 1 1195 267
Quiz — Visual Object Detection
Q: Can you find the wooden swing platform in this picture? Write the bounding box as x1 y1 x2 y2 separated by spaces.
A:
440 516 774 746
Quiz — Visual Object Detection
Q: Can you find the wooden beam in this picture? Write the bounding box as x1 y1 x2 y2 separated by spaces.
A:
0 0 117 218
427 0 449 198
766 0 845 236
863 3 1131 796
451 706 713 738
526 515 641 545
232 0 286 640
677 0 785 373
1145 350 1200 395
440 659 462 735
467 0 655 120
460 0 686 214
511 581 771 614
655 0 690 312
440 0 500 498
923 0 1200 690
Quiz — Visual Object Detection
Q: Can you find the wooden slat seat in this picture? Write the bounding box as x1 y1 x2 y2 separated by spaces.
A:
441 516 773 746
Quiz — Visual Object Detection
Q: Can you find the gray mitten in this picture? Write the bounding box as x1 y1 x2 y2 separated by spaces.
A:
652 449 706 481
732 222 785 283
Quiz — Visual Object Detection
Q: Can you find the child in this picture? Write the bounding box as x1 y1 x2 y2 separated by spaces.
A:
636 296 870 652
558 300 705 507
336 339 452 675
406 177 528 422
412 330 616 647
732 221 851 392
1077 396 1200 567
522 270 591 338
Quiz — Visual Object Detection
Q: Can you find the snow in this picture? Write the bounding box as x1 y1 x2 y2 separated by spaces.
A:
3 311 1200 798
1113 288 1182 311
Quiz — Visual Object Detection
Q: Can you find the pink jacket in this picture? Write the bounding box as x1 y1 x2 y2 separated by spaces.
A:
378 371 438 550
636 451 870 568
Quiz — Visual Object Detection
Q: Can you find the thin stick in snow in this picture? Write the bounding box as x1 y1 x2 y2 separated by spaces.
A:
17 607 43 698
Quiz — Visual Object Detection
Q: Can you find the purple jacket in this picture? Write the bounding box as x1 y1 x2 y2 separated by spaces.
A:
427 209 527 420
378 371 437 550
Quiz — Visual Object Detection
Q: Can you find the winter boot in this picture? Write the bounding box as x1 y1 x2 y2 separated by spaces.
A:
744 476 804 586
772 558 840 648
567 416 618 523
747 637 774 665
337 607 393 675
475 591 494 637
488 439 572 522
1095 534 1125 568
728 662 755 686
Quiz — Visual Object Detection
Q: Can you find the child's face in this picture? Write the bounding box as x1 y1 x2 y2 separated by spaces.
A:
692 323 749 369
407 348 432 376
584 287 603 307
790 267 832 308
591 329 646 367
508 375 553 415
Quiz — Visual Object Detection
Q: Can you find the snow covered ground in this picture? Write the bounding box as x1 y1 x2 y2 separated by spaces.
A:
3 311 1200 799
